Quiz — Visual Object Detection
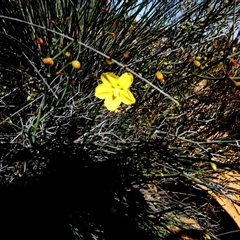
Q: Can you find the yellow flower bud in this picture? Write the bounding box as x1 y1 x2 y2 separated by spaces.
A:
205 233 211 240
27 95 32 101
123 51 130 59
156 71 164 82
72 60 81 69
36 37 45 45
144 84 150 89
229 58 238 67
210 162 217 171
105 59 113 66
65 51 71 57
110 32 116 39
55 71 62 76
180 46 185 54
194 60 201 67
43 57 54 67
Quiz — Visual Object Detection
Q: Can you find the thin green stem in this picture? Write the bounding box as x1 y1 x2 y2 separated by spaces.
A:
31 93 46 144
227 51 240 59
52 40 74 60
0 15 179 105
216 230 240 237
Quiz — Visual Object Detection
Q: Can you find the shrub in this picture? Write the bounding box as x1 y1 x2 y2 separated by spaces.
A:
0 0 240 239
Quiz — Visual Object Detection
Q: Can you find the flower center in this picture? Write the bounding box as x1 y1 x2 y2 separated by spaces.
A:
113 87 121 97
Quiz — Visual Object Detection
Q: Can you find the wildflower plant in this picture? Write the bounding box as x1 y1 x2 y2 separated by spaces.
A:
1 0 240 239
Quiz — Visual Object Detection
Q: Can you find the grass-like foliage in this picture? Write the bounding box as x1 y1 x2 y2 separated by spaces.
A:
1 0 240 239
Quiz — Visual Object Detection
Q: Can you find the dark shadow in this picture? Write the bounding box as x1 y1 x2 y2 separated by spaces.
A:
1 140 240 240
0 143 155 240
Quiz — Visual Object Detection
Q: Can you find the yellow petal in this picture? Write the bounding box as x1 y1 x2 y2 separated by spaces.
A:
104 96 122 111
118 72 133 89
95 84 113 99
101 72 119 87
120 89 136 105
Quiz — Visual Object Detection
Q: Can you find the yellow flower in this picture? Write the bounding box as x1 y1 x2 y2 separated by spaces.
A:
95 72 136 111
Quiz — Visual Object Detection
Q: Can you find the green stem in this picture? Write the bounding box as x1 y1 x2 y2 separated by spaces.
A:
227 51 240 58
194 74 225 80
32 90 46 144
216 230 240 237
60 76 70 101
7 119 27 133
56 62 72 74
52 40 74 60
